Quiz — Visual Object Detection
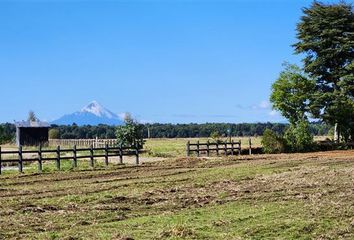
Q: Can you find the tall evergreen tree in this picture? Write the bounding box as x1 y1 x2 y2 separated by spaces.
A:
293 1 354 142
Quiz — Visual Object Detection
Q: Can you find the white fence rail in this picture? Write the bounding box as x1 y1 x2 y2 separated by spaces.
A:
48 138 118 147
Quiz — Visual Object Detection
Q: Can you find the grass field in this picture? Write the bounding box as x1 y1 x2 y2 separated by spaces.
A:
143 137 262 158
0 150 353 239
143 136 328 158
1 136 328 159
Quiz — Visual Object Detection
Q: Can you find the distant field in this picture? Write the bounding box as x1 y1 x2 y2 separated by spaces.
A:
0 150 352 239
143 137 262 158
143 136 328 158
1 136 329 159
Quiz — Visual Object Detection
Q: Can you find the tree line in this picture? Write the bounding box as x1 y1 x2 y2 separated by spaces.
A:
0 122 330 144
142 122 330 138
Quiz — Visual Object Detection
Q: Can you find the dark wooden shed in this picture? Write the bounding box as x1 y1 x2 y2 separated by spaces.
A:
15 121 50 146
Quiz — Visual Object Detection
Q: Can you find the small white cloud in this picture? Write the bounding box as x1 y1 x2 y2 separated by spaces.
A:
269 110 278 116
251 100 271 110
259 100 270 109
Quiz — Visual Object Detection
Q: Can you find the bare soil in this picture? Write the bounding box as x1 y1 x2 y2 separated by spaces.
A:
0 150 353 239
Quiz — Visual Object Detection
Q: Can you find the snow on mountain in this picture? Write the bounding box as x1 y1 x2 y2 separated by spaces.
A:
51 101 124 126
80 101 116 118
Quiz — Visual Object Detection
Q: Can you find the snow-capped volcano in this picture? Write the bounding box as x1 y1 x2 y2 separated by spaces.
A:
51 101 124 126
80 101 116 118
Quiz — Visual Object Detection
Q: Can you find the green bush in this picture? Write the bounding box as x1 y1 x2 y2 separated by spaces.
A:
0 125 13 144
116 113 145 148
261 129 285 154
0 125 4 144
284 121 314 152
48 129 60 139
210 131 223 143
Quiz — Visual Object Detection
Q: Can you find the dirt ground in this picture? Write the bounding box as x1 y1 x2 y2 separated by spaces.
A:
0 150 353 239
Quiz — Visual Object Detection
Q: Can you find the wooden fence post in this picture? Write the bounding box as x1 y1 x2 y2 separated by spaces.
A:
238 140 241 156
38 145 43 173
231 140 234 156
73 145 77 168
90 144 94 167
56 145 60 170
0 146 2 175
18 145 23 173
186 141 190 157
249 138 252 155
206 140 210 157
224 142 227 156
105 144 109 166
119 143 123 164
197 140 200 157
216 143 219 156
135 143 139 165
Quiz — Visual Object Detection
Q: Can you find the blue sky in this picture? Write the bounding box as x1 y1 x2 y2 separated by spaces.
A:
0 0 316 124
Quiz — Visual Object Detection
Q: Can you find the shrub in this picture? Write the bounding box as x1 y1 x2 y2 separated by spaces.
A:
0 125 4 144
284 121 314 152
261 129 285 154
210 131 223 143
48 129 60 139
0 125 13 144
116 113 145 148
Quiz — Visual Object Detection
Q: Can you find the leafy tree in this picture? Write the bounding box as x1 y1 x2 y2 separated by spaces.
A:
270 63 316 152
293 1 354 142
115 113 144 148
28 111 37 122
270 63 315 125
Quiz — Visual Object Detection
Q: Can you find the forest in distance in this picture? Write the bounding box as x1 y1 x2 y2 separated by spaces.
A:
0 122 331 142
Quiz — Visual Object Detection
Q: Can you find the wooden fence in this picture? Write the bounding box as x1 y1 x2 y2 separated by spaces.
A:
186 139 254 157
48 138 118 147
0 144 140 174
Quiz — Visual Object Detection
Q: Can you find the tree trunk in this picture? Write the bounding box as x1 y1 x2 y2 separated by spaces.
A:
334 123 340 143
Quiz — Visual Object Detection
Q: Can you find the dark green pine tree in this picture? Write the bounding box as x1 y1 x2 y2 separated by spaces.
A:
293 1 354 142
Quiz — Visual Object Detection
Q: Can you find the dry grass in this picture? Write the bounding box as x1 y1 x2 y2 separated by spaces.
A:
0 150 353 239
143 137 262 158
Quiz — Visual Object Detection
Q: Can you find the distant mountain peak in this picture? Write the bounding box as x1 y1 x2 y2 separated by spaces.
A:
82 100 100 110
51 101 124 126
80 100 116 118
